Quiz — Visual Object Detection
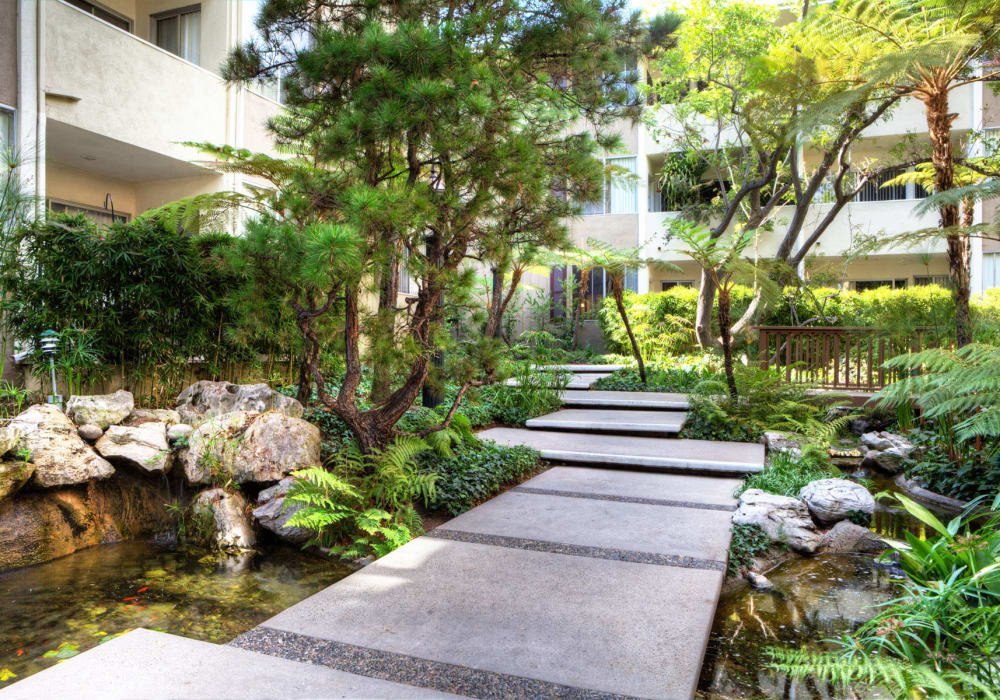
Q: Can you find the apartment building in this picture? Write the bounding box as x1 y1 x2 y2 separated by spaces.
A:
558 78 1000 314
3 0 281 228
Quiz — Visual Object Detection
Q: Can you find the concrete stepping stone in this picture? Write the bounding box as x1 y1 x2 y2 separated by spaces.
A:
506 373 611 389
0 628 459 699
530 364 630 372
233 535 724 699
560 389 689 410
526 408 686 434
522 465 741 508
440 488 734 562
478 427 765 474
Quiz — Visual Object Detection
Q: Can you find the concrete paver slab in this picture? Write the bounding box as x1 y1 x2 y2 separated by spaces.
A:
531 364 630 372
0 628 459 700
259 536 724 699
479 427 765 473
560 389 689 409
440 489 733 562
526 408 686 434
523 466 741 507
506 373 612 389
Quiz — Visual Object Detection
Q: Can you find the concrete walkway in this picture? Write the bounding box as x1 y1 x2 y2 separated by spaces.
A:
5 366 760 699
526 408 687 435
560 389 689 410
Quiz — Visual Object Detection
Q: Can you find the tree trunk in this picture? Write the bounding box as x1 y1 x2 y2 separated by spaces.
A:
923 84 969 346
717 286 738 399
370 247 400 403
695 267 717 349
613 287 646 384
485 266 505 338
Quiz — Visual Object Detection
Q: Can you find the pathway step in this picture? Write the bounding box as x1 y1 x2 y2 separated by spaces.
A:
479 427 765 474
530 363 629 373
526 408 686 434
0 628 457 699
560 389 689 410
507 373 610 390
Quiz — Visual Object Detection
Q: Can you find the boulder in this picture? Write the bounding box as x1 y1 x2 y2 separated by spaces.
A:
819 520 888 554
95 422 172 474
65 391 134 429
746 571 775 591
0 424 22 457
125 409 180 427
167 423 194 444
10 404 114 487
859 432 915 475
192 488 256 551
0 459 35 501
732 489 822 554
253 477 311 544
0 476 172 571
762 431 803 457
78 424 104 442
799 478 876 525
175 381 303 426
861 431 914 453
182 411 321 485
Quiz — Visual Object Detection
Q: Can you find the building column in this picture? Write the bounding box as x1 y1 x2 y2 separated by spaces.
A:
17 0 45 211
970 77 985 295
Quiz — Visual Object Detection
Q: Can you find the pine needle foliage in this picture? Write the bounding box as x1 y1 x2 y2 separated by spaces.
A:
874 344 1000 443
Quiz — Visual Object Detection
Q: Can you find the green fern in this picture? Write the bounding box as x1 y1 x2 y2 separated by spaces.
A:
767 647 998 700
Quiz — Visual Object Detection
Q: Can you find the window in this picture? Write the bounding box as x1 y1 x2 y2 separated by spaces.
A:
661 280 694 291
853 279 907 291
984 253 1000 290
49 200 130 226
913 275 952 288
856 168 929 203
65 0 131 31
582 156 638 215
0 108 12 155
398 255 411 295
153 5 201 64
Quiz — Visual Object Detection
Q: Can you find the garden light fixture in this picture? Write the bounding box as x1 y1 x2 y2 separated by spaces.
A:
39 330 61 409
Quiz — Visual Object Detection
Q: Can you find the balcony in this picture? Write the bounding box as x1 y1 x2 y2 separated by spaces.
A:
642 198 945 262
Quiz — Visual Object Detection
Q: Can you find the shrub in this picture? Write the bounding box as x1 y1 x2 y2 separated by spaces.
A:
738 449 840 498
901 428 1000 502
420 440 541 515
477 363 565 426
594 364 721 393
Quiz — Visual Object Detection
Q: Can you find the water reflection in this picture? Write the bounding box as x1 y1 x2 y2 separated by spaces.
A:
698 555 898 699
0 542 349 686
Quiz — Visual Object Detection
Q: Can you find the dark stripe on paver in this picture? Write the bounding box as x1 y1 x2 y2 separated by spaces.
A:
230 627 639 700
512 485 737 512
426 529 726 571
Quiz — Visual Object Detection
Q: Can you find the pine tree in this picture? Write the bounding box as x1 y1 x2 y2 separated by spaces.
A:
217 0 642 452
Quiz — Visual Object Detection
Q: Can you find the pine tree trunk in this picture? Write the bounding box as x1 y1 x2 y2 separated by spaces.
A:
717 286 738 399
371 249 400 403
695 268 717 349
613 287 646 384
923 84 970 346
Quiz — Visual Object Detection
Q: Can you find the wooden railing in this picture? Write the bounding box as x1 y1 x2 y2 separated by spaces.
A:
755 326 944 391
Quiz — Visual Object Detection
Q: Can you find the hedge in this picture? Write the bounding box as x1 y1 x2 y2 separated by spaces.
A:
600 284 1000 358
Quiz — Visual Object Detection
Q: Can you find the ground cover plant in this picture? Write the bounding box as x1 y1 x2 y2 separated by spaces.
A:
738 449 841 498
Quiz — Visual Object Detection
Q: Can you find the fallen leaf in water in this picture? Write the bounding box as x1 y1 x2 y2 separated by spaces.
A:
15 650 23 657
0 669 16 681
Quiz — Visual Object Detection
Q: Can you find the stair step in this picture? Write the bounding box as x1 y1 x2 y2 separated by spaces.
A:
507 373 611 389
526 408 686 435
478 427 764 474
530 364 630 373
560 390 689 410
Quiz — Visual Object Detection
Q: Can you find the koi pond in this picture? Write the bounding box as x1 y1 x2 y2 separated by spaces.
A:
698 553 899 699
0 542 350 687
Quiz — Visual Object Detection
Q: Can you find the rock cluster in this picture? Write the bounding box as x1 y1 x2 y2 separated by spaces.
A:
0 381 318 570
860 431 915 474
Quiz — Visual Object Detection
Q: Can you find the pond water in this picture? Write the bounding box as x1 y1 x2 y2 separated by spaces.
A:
0 542 351 687
697 554 898 699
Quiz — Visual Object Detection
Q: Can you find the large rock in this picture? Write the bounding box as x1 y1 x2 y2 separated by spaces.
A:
0 459 35 501
253 477 311 544
0 424 23 457
732 489 822 554
95 422 173 474
192 488 256 551
10 404 114 487
77 424 104 442
819 520 888 554
0 476 172 571
762 431 803 457
860 432 915 475
175 381 303 426
167 423 193 444
182 411 321 485
125 408 180 427
799 478 876 525
65 391 134 429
